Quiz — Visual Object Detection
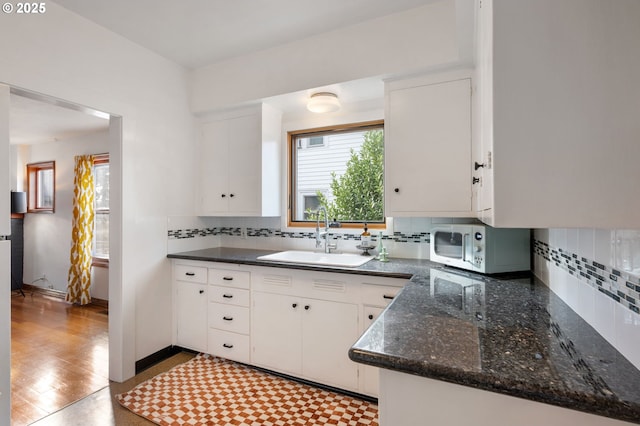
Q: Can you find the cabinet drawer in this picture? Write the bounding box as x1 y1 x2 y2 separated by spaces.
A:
209 286 250 307
175 265 207 284
208 269 250 289
208 329 250 364
209 303 250 334
361 284 402 307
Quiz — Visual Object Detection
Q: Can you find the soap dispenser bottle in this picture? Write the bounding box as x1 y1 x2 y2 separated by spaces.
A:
361 223 371 246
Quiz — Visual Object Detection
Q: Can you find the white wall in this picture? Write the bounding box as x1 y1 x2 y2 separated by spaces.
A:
0 85 12 426
534 228 640 370
190 0 462 113
0 0 197 391
16 130 109 298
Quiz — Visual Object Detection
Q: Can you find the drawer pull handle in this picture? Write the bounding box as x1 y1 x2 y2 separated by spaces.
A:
223 343 234 349
199 290 204 294
185 272 195 276
304 305 310 310
383 294 395 300
223 277 234 281
223 316 233 321
368 314 374 320
223 294 233 299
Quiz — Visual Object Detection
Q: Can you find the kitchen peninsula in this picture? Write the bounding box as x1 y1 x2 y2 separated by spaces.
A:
168 247 640 425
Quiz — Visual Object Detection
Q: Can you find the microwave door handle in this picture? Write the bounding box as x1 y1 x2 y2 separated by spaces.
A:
462 233 473 265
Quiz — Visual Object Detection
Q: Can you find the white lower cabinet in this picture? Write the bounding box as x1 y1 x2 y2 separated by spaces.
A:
361 305 385 396
175 279 208 353
303 298 359 390
359 281 402 397
252 291 359 391
174 260 406 396
251 291 303 375
208 266 251 364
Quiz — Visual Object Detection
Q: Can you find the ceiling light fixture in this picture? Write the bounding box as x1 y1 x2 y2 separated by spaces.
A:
307 92 341 113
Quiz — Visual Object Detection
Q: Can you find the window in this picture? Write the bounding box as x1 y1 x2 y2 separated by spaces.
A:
302 194 320 220
288 120 384 228
307 136 325 148
27 161 55 213
93 155 109 266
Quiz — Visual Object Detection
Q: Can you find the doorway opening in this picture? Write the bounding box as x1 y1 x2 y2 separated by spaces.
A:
6 85 121 425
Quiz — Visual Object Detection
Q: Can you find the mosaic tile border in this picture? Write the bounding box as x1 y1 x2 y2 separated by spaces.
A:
168 227 430 243
534 240 640 315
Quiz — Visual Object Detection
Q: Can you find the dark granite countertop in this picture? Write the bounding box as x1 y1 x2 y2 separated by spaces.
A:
168 247 640 424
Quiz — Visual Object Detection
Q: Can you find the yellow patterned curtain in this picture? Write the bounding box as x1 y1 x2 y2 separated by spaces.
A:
66 155 95 305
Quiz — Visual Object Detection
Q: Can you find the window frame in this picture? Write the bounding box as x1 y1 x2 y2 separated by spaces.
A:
92 154 109 268
26 161 55 213
287 120 385 229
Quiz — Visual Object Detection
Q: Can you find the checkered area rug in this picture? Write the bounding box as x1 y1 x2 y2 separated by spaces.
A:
116 354 378 425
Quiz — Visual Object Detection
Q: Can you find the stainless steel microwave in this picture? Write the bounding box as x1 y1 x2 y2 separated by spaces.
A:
429 225 530 274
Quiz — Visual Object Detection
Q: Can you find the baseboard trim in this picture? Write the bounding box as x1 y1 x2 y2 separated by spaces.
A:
22 284 65 300
250 364 378 404
135 346 191 374
21 283 109 308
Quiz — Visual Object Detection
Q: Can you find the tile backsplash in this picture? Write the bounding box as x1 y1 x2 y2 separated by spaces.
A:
166 216 480 259
533 228 640 371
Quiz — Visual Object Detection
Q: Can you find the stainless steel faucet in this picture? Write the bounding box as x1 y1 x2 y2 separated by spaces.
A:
315 206 337 253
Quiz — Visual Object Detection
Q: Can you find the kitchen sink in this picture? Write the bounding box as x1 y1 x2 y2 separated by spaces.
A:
256 250 374 267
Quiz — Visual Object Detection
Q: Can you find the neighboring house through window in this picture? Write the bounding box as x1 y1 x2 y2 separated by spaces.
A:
288 120 385 228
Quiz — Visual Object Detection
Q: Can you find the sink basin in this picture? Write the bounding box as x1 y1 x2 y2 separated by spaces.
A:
257 250 374 267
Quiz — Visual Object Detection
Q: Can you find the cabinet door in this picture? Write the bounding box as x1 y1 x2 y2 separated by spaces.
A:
176 281 207 352
251 291 302 375
226 114 262 215
386 78 472 215
361 306 385 396
302 298 359 391
199 120 230 214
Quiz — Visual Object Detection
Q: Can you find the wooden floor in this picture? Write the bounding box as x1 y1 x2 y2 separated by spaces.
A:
11 291 109 425
10 289 196 425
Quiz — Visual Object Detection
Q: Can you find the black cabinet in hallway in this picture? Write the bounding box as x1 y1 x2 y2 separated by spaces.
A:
11 216 24 293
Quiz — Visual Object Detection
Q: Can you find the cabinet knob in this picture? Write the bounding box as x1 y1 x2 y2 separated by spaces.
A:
221 193 226 198
222 343 234 349
304 305 310 310
229 193 235 198
474 161 486 170
394 188 400 193
199 289 204 294
368 314 374 320
223 316 233 321
472 177 480 185
292 303 297 308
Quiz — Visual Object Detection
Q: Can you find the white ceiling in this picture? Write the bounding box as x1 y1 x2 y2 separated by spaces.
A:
53 0 444 69
10 93 109 145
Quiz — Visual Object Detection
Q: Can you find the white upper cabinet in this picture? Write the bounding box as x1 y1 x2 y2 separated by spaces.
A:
385 72 473 217
476 0 640 228
198 103 281 216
